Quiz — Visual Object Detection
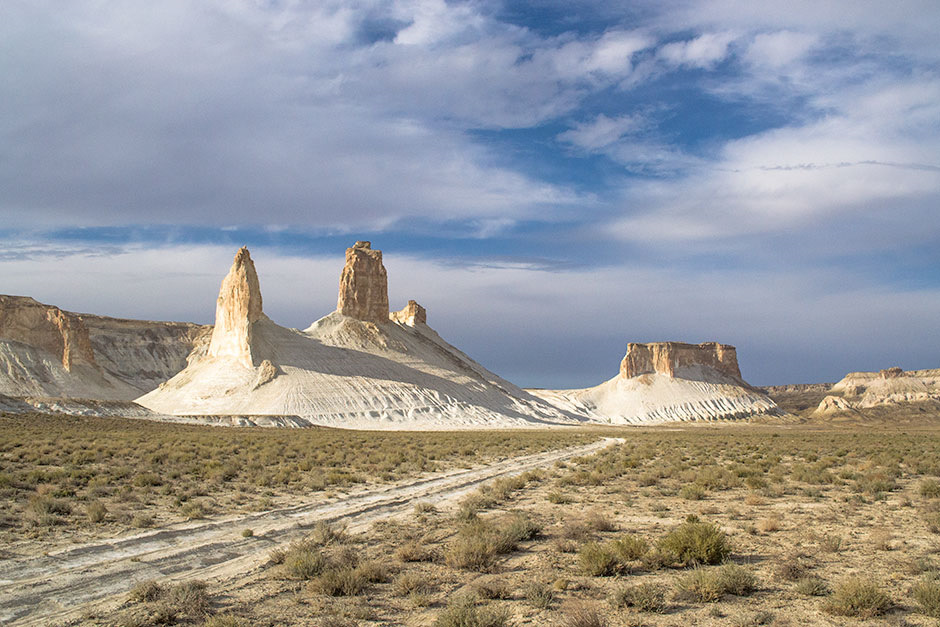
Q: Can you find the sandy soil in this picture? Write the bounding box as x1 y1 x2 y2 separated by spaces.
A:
0 436 617 626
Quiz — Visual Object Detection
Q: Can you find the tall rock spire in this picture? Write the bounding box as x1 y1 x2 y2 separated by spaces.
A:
336 241 389 324
207 246 264 367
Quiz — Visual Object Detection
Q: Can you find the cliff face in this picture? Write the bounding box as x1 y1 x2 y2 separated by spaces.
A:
206 247 265 368
390 300 427 326
0 295 210 400
0 295 96 371
620 342 742 380
337 241 389 324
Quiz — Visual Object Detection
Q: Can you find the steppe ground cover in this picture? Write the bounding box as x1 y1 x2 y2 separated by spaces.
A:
0 412 591 555
78 425 940 627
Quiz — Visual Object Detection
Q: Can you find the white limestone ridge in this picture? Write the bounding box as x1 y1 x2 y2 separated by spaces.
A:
531 342 778 424
137 244 578 429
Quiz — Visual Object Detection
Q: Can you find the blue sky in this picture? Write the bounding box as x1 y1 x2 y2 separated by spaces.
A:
1 0 939 387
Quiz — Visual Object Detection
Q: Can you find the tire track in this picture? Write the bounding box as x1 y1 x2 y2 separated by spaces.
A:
0 436 620 626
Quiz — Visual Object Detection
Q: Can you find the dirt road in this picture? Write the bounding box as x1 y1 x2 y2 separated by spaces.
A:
0 436 619 625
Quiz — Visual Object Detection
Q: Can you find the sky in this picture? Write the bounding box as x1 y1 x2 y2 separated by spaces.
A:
1 0 939 388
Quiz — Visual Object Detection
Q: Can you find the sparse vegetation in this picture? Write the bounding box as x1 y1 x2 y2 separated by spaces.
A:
11 420 940 626
823 576 892 618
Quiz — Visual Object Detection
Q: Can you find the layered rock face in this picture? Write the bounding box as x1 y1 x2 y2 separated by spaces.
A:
337 241 389 324
0 295 96 371
0 294 210 400
390 300 427 326
620 342 741 380
207 247 265 368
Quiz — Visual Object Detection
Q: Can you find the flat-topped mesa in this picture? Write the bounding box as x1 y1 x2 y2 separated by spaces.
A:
207 247 264 368
620 342 742 380
0 295 96 371
337 241 389 324
390 300 427 326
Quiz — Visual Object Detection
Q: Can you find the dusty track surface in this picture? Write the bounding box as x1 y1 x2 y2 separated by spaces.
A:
0 436 619 626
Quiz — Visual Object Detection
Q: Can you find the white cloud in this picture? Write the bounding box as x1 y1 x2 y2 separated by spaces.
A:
657 32 736 69
2 242 938 387
745 30 817 69
557 113 649 150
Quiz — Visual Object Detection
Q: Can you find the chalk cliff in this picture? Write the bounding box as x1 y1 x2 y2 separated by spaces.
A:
337 241 389 324
620 342 741 380
0 295 209 400
532 340 776 423
206 246 266 368
138 243 577 429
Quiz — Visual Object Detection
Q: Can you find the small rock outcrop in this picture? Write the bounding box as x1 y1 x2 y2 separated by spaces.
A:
620 342 741 380
0 295 96 371
337 241 389 324
880 367 904 379
390 300 427 326
207 247 265 368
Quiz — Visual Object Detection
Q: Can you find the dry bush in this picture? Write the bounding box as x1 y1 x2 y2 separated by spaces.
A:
774 554 810 581
912 577 940 618
560 602 608 627
679 484 706 500
445 513 536 572
433 594 510 627
85 500 108 523
521 580 554 609
919 478 940 499
392 572 434 597
584 509 617 532
823 576 891 618
756 515 780 533
794 575 830 597
395 539 435 562
612 582 667 612
675 564 757 603
128 580 165 603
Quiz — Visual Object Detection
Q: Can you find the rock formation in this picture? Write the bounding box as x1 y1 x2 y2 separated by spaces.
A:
207 246 265 368
138 243 577 429
620 342 741 380
880 367 904 379
532 339 776 424
0 295 96 371
337 241 389 324
390 300 427 326
0 294 210 401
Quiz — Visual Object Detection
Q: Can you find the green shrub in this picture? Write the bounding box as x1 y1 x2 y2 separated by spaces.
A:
912 577 940 617
823 577 891 618
658 519 731 566
679 484 706 500
281 542 326 580
578 542 620 576
612 582 667 612
611 534 648 561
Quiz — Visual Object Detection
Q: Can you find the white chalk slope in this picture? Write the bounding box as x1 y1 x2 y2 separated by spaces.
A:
531 366 777 424
138 313 579 429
